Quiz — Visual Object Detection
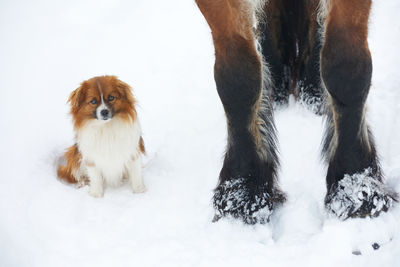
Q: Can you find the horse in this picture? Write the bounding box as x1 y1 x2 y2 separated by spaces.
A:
195 0 397 223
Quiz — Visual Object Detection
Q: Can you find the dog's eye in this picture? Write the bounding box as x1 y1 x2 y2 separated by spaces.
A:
90 98 97 105
108 95 115 102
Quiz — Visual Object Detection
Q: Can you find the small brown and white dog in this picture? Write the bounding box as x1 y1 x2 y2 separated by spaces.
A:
57 75 146 197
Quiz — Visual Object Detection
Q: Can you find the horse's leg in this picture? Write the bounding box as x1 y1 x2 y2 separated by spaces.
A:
260 0 323 112
259 0 291 105
196 0 285 224
321 0 397 219
297 0 324 114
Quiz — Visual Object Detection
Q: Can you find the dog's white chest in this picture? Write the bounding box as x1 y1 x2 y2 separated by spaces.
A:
77 118 141 184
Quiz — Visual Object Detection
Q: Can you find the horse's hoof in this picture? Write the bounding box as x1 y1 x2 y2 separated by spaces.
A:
213 178 286 224
325 168 398 220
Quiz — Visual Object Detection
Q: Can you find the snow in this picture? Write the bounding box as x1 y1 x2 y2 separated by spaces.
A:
325 168 395 220
213 177 282 224
1 0 400 266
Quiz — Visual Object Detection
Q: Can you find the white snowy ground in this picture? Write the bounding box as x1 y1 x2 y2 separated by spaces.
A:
1 0 399 266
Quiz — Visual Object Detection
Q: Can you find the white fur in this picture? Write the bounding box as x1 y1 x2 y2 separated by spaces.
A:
318 0 331 27
127 155 146 193
96 96 111 121
76 116 145 197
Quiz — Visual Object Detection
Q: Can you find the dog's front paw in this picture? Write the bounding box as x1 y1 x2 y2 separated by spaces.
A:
88 187 104 198
132 184 147 194
325 168 398 220
213 178 286 224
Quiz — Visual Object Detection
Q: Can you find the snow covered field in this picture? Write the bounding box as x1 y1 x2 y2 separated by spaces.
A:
1 0 399 266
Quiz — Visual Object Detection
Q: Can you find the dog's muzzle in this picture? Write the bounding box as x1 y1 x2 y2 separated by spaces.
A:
96 105 112 121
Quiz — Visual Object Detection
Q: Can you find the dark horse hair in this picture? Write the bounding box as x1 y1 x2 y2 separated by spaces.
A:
196 0 397 223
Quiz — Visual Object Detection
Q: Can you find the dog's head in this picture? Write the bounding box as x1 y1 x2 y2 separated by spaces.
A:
68 76 136 128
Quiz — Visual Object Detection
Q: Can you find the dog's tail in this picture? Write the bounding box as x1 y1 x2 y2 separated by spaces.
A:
57 144 81 184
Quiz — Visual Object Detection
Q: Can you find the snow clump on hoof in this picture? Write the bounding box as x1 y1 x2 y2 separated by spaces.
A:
325 168 398 220
213 178 286 224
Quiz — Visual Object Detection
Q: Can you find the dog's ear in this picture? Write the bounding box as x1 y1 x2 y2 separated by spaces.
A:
115 77 135 104
68 83 86 111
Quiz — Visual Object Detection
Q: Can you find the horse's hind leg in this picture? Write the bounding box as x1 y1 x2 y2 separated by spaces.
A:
297 0 324 113
259 0 291 105
259 0 324 112
196 0 285 224
321 0 397 219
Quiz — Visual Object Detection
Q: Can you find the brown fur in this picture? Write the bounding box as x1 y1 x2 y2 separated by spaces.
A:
196 0 262 144
57 144 81 184
195 0 259 61
57 75 144 184
322 0 372 139
139 137 146 154
325 0 371 51
68 76 138 129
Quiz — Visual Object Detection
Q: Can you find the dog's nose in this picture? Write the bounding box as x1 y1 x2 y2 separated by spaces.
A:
101 109 109 117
